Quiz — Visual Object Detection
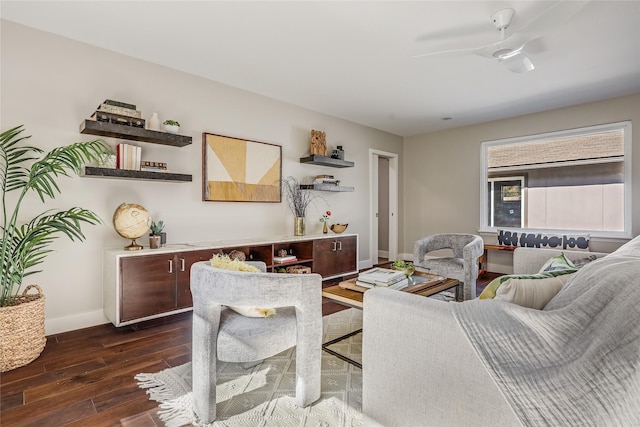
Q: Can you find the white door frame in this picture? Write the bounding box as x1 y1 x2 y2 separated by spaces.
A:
369 149 398 265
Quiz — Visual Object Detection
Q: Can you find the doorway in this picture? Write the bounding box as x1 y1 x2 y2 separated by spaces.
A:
369 149 398 267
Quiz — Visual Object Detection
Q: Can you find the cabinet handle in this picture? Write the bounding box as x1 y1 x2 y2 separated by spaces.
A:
180 258 186 272
331 241 337 251
168 259 173 274
337 241 342 251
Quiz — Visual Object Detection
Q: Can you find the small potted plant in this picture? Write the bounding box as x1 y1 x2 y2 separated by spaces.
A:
163 120 180 134
149 220 164 249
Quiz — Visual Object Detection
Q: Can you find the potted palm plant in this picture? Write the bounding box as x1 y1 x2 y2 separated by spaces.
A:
0 125 111 371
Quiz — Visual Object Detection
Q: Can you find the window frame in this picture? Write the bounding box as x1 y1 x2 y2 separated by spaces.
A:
479 121 632 239
488 176 525 228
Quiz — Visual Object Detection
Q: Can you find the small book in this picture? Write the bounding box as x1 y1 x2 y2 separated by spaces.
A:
357 267 406 286
356 277 409 289
274 255 297 263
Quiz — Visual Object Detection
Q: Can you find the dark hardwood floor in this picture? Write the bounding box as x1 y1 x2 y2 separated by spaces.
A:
0 272 500 426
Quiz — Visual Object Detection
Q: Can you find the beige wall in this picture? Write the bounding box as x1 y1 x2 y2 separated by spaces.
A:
1 21 402 333
403 93 640 272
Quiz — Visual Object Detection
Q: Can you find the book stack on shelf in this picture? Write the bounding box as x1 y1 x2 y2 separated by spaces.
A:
116 143 141 170
313 174 340 186
90 99 145 128
273 254 297 264
355 267 409 290
140 161 168 173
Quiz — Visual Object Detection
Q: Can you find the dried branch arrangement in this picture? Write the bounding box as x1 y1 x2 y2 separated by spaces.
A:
281 176 317 217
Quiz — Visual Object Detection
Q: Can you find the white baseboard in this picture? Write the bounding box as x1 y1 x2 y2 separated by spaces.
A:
359 259 374 270
377 250 389 259
45 309 110 335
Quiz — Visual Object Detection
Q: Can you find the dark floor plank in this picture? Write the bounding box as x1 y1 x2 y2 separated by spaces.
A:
4 399 97 427
2 360 167 425
1 358 107 398
65 395 159 427
0 390 24 412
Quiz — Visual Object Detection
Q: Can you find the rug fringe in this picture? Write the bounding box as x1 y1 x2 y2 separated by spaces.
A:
135 373 182 403
158 393 203 427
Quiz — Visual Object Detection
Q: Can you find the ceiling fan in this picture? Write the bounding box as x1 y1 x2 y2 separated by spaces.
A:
414 1 590 73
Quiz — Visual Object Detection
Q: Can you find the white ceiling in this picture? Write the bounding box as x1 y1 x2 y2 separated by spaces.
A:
2 1 639 137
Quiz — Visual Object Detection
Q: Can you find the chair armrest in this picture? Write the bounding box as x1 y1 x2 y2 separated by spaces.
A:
362 288 519 426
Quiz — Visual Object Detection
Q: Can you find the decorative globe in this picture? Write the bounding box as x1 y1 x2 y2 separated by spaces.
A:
113 203 151 250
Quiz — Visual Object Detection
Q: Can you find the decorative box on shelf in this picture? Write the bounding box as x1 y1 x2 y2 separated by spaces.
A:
286 265 312 274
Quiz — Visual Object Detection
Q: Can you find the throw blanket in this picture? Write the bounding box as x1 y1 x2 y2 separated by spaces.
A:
453 251 640 426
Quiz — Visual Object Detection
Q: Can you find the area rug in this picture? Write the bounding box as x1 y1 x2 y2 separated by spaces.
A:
136 308 363 426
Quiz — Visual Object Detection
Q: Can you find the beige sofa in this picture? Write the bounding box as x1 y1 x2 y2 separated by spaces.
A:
361 243 635 427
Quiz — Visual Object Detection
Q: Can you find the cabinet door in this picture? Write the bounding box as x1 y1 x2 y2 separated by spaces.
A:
176 250 215 309
312 239 335 277
333 236 357 275
313 236 357 278
120 254 176 322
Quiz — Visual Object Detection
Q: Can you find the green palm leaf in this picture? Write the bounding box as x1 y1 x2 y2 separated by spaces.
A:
1 125 112 306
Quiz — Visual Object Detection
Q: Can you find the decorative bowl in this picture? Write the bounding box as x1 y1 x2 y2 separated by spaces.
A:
330 223 348 234
393 265 415 277
392 260 415 277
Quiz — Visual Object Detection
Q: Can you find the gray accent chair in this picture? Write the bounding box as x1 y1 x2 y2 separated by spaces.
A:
413 233 484 300
190 261 323 424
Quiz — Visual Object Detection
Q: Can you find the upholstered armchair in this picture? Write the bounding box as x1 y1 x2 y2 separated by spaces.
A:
413 233 484 300
190 261 323 424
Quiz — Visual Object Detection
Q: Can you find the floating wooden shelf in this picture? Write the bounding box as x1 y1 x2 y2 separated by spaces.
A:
80 120 192 147
83 166 192 182
299 154 354 168
299 184 354 192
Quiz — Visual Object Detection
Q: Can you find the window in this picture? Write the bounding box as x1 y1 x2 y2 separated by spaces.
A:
480 121 632 238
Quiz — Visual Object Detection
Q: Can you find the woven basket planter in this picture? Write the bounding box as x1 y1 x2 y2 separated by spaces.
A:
0 284 46 372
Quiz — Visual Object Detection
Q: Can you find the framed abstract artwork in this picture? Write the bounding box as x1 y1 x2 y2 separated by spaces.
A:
202 133 282 202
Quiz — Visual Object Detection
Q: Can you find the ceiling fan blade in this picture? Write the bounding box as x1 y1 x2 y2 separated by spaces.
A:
412 46 480 59
509 0 590 47
415 22 494 43
497 50 535 73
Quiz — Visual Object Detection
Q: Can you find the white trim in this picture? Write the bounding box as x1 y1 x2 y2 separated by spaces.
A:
369 149 399 265
488 176 525 228
480 121 632 239
45 309 109 335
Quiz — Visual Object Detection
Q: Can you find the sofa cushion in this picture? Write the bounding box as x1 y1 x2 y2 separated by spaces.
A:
480 253 578 300
210 254 275 317
480 269 577 300
538 253 576 273
494 274 574 309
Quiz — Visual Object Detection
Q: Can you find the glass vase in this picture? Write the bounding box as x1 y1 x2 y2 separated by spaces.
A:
323 222 328 234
